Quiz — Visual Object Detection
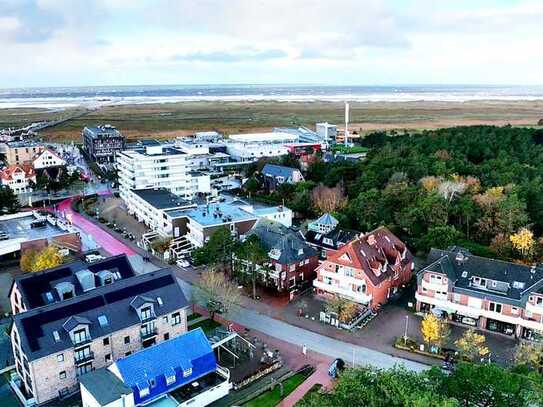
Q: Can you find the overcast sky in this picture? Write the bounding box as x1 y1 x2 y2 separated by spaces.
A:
1 0 542 88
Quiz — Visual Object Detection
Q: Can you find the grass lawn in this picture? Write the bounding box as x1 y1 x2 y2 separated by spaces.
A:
188 318 222 334
244 373 307 407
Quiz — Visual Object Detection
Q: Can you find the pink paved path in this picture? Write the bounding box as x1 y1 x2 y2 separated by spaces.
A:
278 363 332 407
58 197 136 256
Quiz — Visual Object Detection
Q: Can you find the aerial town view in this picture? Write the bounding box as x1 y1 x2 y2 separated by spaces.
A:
1 1 543 407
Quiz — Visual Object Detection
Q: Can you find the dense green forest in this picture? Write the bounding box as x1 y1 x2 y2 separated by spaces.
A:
245 126 543 261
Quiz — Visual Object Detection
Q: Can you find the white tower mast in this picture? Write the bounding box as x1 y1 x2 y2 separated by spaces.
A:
344 101 350 146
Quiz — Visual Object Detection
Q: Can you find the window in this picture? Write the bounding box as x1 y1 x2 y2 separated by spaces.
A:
150 379 156 387
73 328 88 344
171 312 181 326
124 336 130 344
125 351 132 357
182 368 192 378
103 337 110 346
489 302 502 313
537 297 543 305
59 371 66 379
511 307 519 315
166 372 176 385
105 354 111 363
164 333 170 341
57 354 64 362
140 306 153 321
162 316 168 323
344 268 354 277
139 386 150 398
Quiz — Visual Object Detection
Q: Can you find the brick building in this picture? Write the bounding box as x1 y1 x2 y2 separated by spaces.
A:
246 219 319 292
314 227 414 308
9 255 189 405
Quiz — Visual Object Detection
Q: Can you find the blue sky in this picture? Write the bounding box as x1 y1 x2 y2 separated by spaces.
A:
0 0 542 87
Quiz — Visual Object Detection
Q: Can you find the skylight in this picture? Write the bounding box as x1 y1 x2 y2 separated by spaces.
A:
53 330 60 342
98 315 109 327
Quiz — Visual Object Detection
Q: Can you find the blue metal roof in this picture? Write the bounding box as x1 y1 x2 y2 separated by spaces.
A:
114 328 216 405
262 164 298 180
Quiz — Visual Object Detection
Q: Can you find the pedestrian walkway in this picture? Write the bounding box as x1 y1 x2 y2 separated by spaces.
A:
277 363 332 407
57 197 136 256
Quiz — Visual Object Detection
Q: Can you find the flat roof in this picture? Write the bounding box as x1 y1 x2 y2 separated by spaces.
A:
0 213 70 242
132 189 195 210
184 202 257 227
228 132 298 143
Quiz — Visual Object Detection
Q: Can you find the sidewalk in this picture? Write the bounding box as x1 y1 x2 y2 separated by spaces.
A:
277 363 332 407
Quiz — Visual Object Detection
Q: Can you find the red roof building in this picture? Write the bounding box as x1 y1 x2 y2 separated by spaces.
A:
0 164 36 194
314 226 414 309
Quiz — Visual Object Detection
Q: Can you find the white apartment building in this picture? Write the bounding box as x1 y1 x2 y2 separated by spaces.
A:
226 132 298 162
116 145 211 203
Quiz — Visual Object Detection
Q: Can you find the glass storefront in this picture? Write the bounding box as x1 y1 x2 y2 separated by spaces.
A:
486 318 515 336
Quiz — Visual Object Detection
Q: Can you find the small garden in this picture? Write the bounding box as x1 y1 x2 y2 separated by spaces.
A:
243 366 314 407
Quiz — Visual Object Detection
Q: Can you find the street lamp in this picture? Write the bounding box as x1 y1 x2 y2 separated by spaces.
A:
403 315 409 344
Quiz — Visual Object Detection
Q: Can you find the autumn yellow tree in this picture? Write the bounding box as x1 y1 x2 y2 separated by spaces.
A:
420 313 449 349
514 341 543 371
23 246 64 272
510 227 535 259
455 328 490 361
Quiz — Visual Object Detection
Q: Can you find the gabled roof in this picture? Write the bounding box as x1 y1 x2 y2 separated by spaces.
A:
324 226 413 286
79 369 132 406
113 328 216 405
262 164 300 180
421 247 543 304
248 219 318 265
129 295 155 310
33 148 64 163
62 315 91 332
0 164 35 181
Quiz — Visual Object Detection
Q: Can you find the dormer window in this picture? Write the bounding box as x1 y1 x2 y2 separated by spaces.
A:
165 368 176 385
512 281 525 289
138 384 150 398
141 306 154 321
182 368 192 378
73 328 89 345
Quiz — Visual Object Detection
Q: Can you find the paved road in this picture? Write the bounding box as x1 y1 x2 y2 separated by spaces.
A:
176 279 430 372
57 197 136 256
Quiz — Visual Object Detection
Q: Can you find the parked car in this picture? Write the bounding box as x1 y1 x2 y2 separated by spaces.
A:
0 232 10 240
178 259 190 268
461 317 477 326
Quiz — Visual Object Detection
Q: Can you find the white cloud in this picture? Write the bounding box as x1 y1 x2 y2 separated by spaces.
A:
0 0 542 86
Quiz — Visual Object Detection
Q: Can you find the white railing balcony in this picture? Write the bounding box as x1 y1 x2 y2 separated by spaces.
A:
526 301 543 316
314 280 372 304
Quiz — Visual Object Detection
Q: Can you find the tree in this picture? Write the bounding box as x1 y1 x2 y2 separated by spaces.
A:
510 228 535 259
325 297 359 323
21 246 64 273
514 341 543 372
194 271 242 321
311 183 347 213
421 225 462 252
420 313 449 350
0 186 20 214
192 227 238 271
455 328 490 362
236 235 268 299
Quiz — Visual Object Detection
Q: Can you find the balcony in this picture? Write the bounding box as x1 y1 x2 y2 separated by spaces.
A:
421 278 448 293
72 335 92 348
140 327 158 341
140 313 156 323
74 351 95 365
314 280 372 304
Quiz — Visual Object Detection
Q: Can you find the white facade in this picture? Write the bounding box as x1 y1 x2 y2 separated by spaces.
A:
33 149 66 170
117 146 210 201
226 132 297 162
316 122 337 141
241 205 293 228
0 166 36 194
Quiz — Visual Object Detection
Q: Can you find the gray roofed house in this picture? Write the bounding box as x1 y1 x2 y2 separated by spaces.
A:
79 369 133 406
416 246 543 339
246 219 319 292
262 164 304 190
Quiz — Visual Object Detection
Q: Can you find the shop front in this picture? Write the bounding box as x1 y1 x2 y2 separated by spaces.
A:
485 318 516 336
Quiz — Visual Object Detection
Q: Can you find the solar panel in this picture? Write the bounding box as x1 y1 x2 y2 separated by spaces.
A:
104 275 174 304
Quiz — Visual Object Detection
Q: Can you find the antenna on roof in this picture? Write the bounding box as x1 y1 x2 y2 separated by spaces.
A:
344 102 349 147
